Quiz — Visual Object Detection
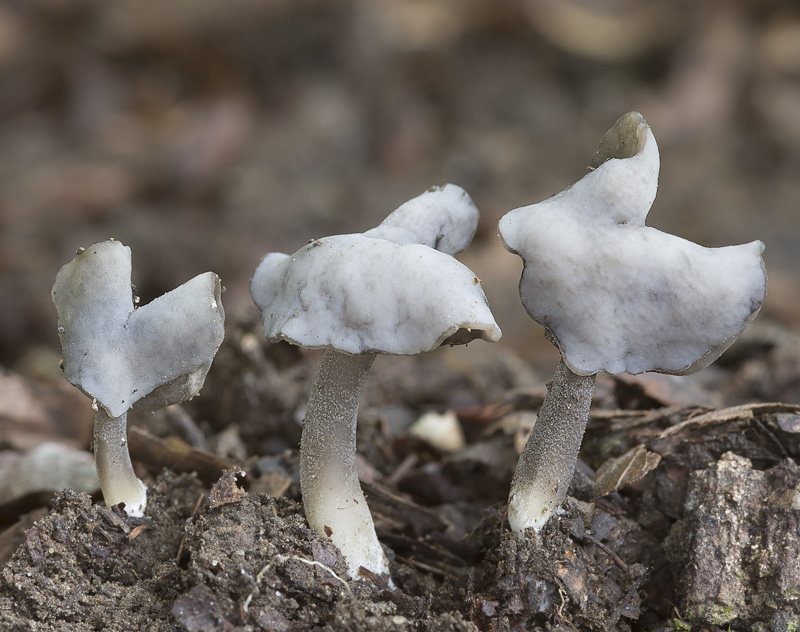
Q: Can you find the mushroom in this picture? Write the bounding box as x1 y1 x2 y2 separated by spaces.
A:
52 240 225 516
498 112 767 534
251 185 501 579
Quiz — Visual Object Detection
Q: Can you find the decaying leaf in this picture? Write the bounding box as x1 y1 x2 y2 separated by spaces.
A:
208 467 246 508
593 444 661 498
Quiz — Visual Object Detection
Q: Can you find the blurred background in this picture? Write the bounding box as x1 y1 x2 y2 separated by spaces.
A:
0 0 798 376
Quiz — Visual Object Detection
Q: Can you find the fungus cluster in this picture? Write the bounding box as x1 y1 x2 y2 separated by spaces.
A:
50 114 768 589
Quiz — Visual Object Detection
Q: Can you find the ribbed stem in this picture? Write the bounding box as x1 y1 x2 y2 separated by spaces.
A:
93 408 147 516
508 359 596 535
300 350 389 579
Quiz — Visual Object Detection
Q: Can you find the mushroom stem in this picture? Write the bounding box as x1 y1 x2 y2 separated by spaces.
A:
93 407 147 517
300 350 389 579
508 359 596 535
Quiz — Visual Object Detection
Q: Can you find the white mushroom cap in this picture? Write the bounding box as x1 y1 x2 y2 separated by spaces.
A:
52 240 226 418
499 112 767 376
251 234 501 356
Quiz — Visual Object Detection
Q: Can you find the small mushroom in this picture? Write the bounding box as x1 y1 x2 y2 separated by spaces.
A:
498 112 767 534
52 240 225 516
251 185 501 579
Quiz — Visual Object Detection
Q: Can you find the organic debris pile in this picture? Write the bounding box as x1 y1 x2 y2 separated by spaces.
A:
2 315 799 631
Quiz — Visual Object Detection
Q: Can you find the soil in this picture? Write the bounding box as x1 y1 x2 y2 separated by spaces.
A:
1 1 800 630
2 314 800 631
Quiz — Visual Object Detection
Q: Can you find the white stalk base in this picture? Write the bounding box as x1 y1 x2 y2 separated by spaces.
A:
94 408 147 517
300 351 390 580
508 359 595 535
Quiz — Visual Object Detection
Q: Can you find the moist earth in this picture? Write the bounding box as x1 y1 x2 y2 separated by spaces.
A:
2 315 799 631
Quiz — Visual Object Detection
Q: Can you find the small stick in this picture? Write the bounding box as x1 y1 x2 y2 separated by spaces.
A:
582 533 629 573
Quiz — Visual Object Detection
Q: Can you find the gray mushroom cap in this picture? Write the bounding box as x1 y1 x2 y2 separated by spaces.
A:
251 184 501 356
52 240 225 418
251 234 501 356
499 112 767 376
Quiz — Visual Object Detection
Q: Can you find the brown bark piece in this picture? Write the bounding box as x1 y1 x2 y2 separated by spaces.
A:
665 452 800 628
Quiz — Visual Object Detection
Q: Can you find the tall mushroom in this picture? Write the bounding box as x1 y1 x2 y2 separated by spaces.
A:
52 240 225 516
498 112 767 535
251 185 501 579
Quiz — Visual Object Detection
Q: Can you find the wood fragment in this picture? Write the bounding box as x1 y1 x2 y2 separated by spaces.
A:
128 426 240 484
